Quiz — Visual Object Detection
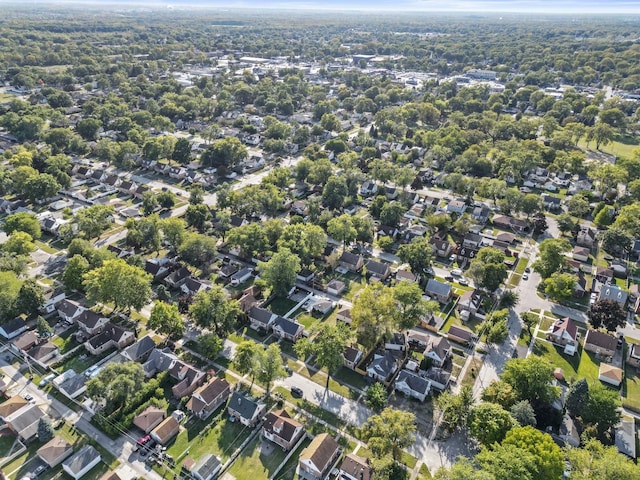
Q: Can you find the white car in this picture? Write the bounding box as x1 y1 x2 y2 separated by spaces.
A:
522 273 529 280
451 268 462 277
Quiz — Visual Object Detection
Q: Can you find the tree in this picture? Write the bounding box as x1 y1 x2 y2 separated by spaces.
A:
258 247 301 298
178 233 217 269
185 204 212 232
434 458 494 480
476 442 538 480
126 216 161 253
510 400 537 427
189 286 240 336
500 290 519 308
501 426 564 480
15 279 44 316
160 218 186 252
582 383 621 439
565 438 640 480
566 378 589 417
468 247 508 291
391 281 437 330
365 382 388 411
141 190 159 215
486 316 509 345
327 214 357 251
397 236 433 275
157 191 176 210
36 315 53 337
37 417 54 442
83 259 152 312
588 123 614 150
556 213 578 236
520 312 538 337
380 202 405 228
204 137 247 169
226 223 268 259
322 175 348 210
566 195 591 218
502 356 559 406
351 283 395 349
482 380 518 409
3 232 35 256
148 301 185 339
76 117 102 141
532 238 571 279
197 333 223 360
294 323 350 389
278 223 327 265
75 205 114 239
3 212 41 239
256 343 287 396
86 361 145 413
233 340 261 385
589 299 626 332
361 408 417 461
434 386 474 433
601 228 632 255
469 402 517 447
543 272 577 303
24 173 61 203
172 137 192 164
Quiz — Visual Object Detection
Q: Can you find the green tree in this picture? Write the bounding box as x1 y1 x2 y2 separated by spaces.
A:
178 233 217 269
188 286 240 337
294 323 350 389
397 236 433 275
476 442 537 480
203 137 247 168
15 279 44 316
126 215 161 253
482 380 518 409
566 438 640 480
601 228 632 255
469 402 517 447
172 137 192 164
3 232 35 256
3 212 41 240
566 195 591 218
197 333 223 360
258 247 301 297
233 340 261 386
141 191 159 215
160 218 186 252
351 283 395 349
62 255 90 292
589 299 626 332
502 356 559 406
520 312 539 338
156 191 176 210
501 426 564 480
185 204 212 232
532 238 571 279
36 315 53 337
76 117 102 141
24 173 61 203
226 223 268 259
86 361 145 413
256 343 287 396
434 458 494 480
556 213 578 236
327 214 357 251
322 175 348 210
510 400 537 427
582 383 621 439
148 301 185 339
37 417 54 442
543 272 577 303
391 281 438 330
365 382 388 411
435 386 474 433
468 247 508 291
566 378 589 417
278 223 327 265
83 259 152 312
361 408 417 461
75 205 114 239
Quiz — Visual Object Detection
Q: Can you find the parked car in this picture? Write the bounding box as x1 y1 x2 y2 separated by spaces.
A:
522 273 529 280
39 374 56 387
444 275 454 282
458 278 469 286
291 386 303 398
33 465 48 477
524 267 531 273
24 394 34 403
451 268 462 276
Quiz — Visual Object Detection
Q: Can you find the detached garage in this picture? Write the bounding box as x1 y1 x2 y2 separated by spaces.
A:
598 363 624 387
62 445 101 479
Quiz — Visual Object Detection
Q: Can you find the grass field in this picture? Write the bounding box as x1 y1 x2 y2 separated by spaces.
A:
227 435 289 480
579 136 640 159
532 340 600 383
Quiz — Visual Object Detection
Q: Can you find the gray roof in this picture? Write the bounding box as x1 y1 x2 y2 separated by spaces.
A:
365 259 390 276
396 370 430 395
339 251 363 267
122 335 156 362
273 316 303 336
249 306 274 325
59 373 87 397
368 351 396 378
1 317 26 336
615 418 636 458
193 453 221 480
228 391 265 421
63 445 101 474
6 404 44 435
599 286 628 305
144 348 178 376
426 279 452 298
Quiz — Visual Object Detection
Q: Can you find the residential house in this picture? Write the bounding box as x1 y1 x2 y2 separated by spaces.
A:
145 260 170 282
262 409 305 451
541 194 562 210
430 235 453 258
384 185 398 200
395 370 431 402
598 363 623 387
492 215 528 233
248 307 276 331
151 416 180 445
272 316 304 342
191 454 222 480
62 445 101 480
576 226 597 248
143 348 179 378
339 252 364 273
85 324 135 356
627 343 640 368
446 199 467 215
359 181 378 197
297 268 316 284
326 279 346 296
599 285 628 306
37 436 74 468
615 417 636 459
424 336 451 368
425 279 452 303
395 269 417 284
186 377 231 419
217 264 239 282
385 332 407 352
121 335 157 363
584 330 617 361
227 391 267 427
27 341 59 367
11 330 39 353
471 205 490 224
41 288 66 315
164 266 191 289
230 267 253 286
457 290 483 319
420 312 445 332
5 404 45 443
0 317 27 340
557 414 580 448
298 433 341 480
572 246 590 263
181 277 212 296
462 233 483 250
339 454 373 480
447 325 475 346
343 346 362 370
169 361 205 399
336 307 352 325
0 396 28 419
57 372 87 400
424 367 451 391
366 351 398 383
595 267 614 284
366 259 391 281
545 317 578 355
76 310 109 336
133 405 166 434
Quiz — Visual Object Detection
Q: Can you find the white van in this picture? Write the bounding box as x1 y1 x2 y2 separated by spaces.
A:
451 268 462 277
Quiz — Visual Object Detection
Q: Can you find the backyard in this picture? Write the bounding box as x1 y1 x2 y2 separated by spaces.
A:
532 340 600 383
226 435 289 480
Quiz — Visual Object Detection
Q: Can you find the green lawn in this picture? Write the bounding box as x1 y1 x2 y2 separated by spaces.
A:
622 366 640 412
461 356 483 387
273 388 343 428
532 341 600 383
268 298 299 316
34 240 59 254
272 437 311 480
333 367 367 391
419 463 433 479
227 435 289 480
442 309 484 334
579 136 640 159
52 329 80 354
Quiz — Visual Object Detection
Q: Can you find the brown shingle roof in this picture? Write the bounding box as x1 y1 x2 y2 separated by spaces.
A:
133 405 166 433
585 330 617 351
299 433 340 472
37 436 73 466
263 409 302 443
339 454 373 480
0 396 28 418
151 416 180 444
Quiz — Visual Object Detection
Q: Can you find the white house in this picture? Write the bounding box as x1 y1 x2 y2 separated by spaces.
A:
395 370 431 402
62 445 101 479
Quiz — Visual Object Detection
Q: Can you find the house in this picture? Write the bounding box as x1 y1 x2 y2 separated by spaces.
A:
122 335 157 363
62 445 101 480
471 205 490 224
462 233 483 250
446 199 467 215
164 266 191 288
27 341 59 366
145 260 170 281
572 246 590 263
384 185 398 200
297 268 316 284
5 404 45 443
0 396 28 419
595 267 614 284
424 336 451 368
85 324 135 355
425 279 452 303
343 346 363 370
133 405 166 434
365 260 391 281
0 317 27 339
457 290 483 317
262 409 305 451
12 330 39 353
186 377 231 419
151 416 180 445
239 291 259 314
339 454 373 480
41 288 66 315
336 307 352 325
545 317 578 355
424 367 451 391
76 310 110 336
366 351 398 383
298 433 341 480
57 371 87 400
395 269 417 284
169 361 205 399
557 414 580 448
217 263 239 281
430 235 453 258
598 363 623 387
385 332 407 352
627 343 640 368
326 279 346 296
577 226 597 248
181 277 212 296
248 306 276 331
191 453 222 480
56 299 85 324
227 391 267 427
143 348 179 378
583 330 617 361
492 215 528 233
395 370 431 402
541 194 562 210
37 436 74 468
599 285 628 306
272 316 304 342
230 267 253 286
447 325 475 346
420 312 445 332
339 252 364 273
359 180 378 197
615 417 636 459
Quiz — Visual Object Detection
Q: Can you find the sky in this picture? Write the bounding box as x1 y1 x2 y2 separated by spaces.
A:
3 0 640 13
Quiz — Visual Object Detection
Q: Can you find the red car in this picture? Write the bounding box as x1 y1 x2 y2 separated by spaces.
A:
137 435 151 446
